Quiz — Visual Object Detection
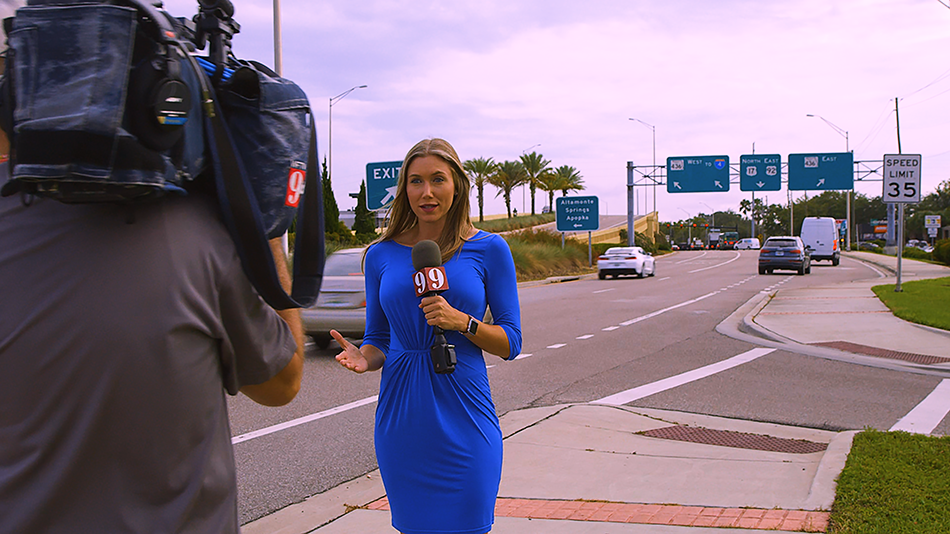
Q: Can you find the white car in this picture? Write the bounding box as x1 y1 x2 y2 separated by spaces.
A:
734 238 761 250
597 246 656 279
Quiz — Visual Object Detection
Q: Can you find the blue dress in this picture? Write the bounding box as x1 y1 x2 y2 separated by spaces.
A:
361 231 522 534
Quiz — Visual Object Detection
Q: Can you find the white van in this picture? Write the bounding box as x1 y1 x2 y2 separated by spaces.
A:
800 217 840 265
734 238 761 250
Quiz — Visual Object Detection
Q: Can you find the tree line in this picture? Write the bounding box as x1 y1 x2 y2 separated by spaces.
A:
318 151 587 247
665 179 950 245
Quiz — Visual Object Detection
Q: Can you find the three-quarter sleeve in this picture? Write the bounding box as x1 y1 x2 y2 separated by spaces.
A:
484 236 522 360
360 244 390 355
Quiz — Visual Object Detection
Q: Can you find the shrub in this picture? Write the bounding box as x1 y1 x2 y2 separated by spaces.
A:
902 247 932 260
934 239 950 266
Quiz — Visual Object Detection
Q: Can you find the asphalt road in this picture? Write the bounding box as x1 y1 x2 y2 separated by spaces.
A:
227 250 948 524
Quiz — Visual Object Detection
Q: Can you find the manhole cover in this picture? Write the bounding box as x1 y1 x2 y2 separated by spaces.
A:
639 425 828 454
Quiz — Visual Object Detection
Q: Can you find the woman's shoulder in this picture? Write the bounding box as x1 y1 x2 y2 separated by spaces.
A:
465 231 511 256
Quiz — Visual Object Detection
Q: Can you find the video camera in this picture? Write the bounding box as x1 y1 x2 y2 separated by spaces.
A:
0 0 325 310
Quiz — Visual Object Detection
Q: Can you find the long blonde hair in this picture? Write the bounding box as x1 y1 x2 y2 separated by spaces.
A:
373 138 475 263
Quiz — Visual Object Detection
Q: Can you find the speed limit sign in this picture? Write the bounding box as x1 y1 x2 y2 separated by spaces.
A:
882 154 921 204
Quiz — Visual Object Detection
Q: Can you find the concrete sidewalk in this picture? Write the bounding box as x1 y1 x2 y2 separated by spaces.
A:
242 252 950 534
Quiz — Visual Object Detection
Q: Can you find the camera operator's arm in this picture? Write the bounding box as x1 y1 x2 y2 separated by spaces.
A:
239 238 305 406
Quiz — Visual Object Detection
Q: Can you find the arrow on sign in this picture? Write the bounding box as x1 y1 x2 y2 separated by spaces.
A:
380 185 397 206
673 182 682 189
714 181 723 189
573 223 583 228
817 178 825 188
756 181 765 188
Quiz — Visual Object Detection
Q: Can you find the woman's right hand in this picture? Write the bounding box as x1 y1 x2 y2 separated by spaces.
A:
331 330 370 373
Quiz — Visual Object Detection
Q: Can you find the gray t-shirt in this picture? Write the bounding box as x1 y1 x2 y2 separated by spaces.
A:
0 193 296 533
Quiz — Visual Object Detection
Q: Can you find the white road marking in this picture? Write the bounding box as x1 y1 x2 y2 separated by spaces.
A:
547 343 567 349
602 326 620 331
576 334 595 340
232 395 378 445
619 291 719 326
688 252 741 273
593 288 615 294
591 348 776 406
657 277 671 281
514 353 534 359
889 380 950 435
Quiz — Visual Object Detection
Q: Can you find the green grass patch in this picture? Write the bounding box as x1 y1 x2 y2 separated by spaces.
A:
871 276 950 331
504 228 595 281
830 429 950 533
474 213 555 233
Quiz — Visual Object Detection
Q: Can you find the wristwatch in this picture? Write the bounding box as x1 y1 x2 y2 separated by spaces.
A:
464 315 478 336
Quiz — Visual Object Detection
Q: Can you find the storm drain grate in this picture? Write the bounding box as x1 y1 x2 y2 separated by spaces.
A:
812 341 950 366
639 425 828 454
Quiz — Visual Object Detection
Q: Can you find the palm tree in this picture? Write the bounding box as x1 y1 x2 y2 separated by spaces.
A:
488 160 527 218
549 165 584 209
463 157 497 223
519 151 551 216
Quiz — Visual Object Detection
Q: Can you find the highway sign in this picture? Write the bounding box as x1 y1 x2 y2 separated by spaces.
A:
739 154 782 192
666 155 730 193
882 154 921 204
787 152 853 191
556 196 599 232
365 160 402 210
925 215 941 229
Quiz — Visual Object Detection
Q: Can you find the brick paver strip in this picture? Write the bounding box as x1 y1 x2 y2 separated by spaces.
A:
365 497 830 531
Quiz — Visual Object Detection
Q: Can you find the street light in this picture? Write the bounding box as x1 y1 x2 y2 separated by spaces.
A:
700 202 715 228
629 118 656 216
521 144 541 213
679 207 693 245
329 85 367 183
806 114 852 250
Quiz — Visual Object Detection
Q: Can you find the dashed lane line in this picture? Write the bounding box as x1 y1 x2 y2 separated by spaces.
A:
231 395 378 445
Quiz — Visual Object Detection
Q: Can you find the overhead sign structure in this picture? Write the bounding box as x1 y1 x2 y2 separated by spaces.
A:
666 155 730 193
365 160 402 211
556 196 599 232
882 154 921 204
787 152 853 191
739 154 782 192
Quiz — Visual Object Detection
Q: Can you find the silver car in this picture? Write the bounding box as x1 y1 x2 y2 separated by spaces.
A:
301 247 366 349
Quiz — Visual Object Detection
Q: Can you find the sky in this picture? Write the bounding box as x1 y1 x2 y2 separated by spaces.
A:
78 1 950 222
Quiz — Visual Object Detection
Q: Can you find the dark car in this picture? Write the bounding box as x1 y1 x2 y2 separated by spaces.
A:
758 236 811 275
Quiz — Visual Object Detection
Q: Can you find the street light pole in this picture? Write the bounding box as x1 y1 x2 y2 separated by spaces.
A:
630 118 656 236
679 207 692 246
272 0 282 75
329 85 367 184
806 114 851 251
521 143 541 214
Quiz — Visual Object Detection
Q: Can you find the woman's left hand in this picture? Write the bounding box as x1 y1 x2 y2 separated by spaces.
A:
419 295 468 332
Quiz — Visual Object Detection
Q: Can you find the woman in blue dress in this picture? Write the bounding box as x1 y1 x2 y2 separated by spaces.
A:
331 138 522 534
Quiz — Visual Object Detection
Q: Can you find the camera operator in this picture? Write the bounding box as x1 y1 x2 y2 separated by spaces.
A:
0 82 303 534
0 187 305 533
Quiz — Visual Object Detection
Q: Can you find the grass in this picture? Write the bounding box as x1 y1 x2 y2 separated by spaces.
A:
474 213 555 233
829 429 950 533
871 276 950 331
504 228 597 281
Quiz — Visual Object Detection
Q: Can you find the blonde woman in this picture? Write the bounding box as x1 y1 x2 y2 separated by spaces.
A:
332 138 522 534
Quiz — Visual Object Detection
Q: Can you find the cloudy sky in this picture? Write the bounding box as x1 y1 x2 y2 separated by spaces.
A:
163 0 949 221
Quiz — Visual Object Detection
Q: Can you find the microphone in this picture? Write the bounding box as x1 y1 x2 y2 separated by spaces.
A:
411 240 456 374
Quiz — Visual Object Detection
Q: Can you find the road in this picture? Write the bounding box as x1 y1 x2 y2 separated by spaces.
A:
227 250 948 524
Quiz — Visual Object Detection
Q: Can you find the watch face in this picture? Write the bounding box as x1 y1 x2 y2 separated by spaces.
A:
468 317 478 335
